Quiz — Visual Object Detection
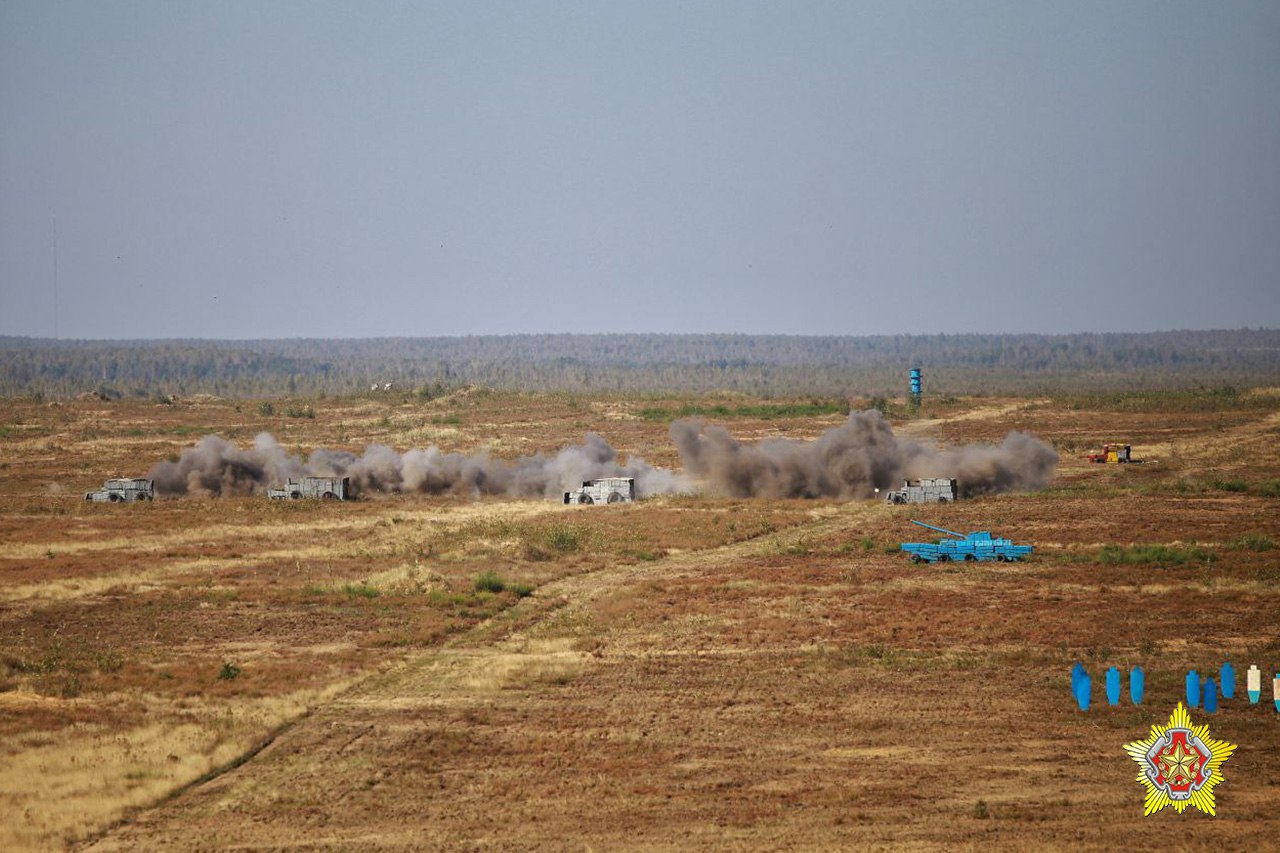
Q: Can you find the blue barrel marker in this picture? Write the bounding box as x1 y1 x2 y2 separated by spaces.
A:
1247 665 1261 703
1221 661 1235 700
1130 666 1145 706
1186 670 1200 708
1274 674 1280 712
1075 672 1091 711
1204 678 1218 713
1106 667 1121 706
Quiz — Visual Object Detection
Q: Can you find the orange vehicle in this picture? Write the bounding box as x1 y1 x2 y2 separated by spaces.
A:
1087 443 1133 464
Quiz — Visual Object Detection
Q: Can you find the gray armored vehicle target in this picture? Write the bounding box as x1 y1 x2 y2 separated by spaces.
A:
883 477 958 504
267 476 350 501
563 477 635 505
85 478 154 503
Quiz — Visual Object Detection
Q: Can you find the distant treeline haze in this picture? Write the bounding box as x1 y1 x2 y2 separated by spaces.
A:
2 330 1278 399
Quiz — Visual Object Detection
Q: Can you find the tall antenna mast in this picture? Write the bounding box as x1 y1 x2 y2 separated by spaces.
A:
52 214 59 339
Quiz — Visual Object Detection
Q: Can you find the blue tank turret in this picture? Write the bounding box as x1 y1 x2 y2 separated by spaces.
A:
900 520 1033 563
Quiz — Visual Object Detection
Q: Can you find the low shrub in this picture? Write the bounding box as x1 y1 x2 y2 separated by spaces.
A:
474 570 506 593
342 583 381 599
544 524 585 553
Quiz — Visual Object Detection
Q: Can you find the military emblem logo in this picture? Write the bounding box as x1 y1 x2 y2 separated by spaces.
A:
1124 702 1236 816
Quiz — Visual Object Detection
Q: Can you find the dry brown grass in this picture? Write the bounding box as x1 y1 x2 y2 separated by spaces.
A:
0 389 1278 850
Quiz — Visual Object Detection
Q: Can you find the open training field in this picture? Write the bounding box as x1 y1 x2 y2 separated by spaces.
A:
2 387 1280 850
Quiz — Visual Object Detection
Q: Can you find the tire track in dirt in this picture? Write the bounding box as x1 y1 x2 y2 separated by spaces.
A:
895 399 1044 439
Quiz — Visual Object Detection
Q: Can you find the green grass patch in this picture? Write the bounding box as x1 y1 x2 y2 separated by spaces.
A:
1098 543 1215 567
1231 533 1275 552
474 570 507 593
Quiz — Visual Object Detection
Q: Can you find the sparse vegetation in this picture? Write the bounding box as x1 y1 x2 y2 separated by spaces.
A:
640 400 848 420
1232 533 1275 552
1 384 1278 850
544 524 586 553
1097 544 1215 567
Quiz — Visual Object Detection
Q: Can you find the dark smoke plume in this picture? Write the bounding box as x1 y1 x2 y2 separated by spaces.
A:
149 411 1055 501
669 410 1057 499
148 432 686 499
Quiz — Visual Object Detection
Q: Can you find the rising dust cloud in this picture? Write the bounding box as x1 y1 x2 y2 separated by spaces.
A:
149 432 684 499
671 410 1058 499
149 411 1056 500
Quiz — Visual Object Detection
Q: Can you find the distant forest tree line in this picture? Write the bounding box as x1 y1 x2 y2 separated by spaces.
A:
2 330 1278 399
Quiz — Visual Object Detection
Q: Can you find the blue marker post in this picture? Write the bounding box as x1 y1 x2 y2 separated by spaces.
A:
1075 672 1091 711
1274 673 1280 713
1130 666 1145 706
1204 678 1218 713
1106 667 1120 707
1186 670 1200 708
1247 665 1261 704
1221 661 1235 700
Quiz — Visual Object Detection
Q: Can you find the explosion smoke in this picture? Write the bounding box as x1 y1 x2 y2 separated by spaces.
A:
669 410 1057 498
148 432 685 499
150 411 1056 501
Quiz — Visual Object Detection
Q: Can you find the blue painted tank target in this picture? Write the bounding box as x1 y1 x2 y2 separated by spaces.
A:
1130 666 1145 706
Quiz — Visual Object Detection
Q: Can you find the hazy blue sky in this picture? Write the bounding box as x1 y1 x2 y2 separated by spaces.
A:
2 1 1277 339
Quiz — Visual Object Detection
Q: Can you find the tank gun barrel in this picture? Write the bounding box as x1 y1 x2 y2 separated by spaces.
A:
910 519 964 538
